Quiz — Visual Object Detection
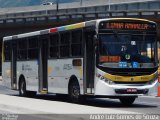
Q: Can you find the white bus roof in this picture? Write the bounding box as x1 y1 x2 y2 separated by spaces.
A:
3 18 155 41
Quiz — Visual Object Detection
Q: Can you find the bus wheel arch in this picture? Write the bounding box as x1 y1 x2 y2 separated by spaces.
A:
18 75 27 96
68 75 81 103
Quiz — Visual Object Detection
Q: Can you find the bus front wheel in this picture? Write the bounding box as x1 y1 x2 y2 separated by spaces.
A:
119 97 136 106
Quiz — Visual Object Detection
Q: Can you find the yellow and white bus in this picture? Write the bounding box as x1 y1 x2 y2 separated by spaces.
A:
2 18 158 105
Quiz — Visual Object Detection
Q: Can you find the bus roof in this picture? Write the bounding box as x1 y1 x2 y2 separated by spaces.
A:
3 18 156 41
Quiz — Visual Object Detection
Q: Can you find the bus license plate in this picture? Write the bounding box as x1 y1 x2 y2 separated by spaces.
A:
127 88 137 93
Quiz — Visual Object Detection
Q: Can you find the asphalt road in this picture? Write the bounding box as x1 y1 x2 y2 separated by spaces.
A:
0 84 159 114
0 84 159 120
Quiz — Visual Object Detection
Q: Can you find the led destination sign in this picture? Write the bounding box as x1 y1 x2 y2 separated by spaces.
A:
99 21 156 30
107 23 148 30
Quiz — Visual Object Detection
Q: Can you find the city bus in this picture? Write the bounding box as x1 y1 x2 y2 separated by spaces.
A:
2 18 158 105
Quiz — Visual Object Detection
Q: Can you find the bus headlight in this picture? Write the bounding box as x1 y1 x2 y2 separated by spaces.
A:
146 72 158 85
96 73 115 85
146 77 158 85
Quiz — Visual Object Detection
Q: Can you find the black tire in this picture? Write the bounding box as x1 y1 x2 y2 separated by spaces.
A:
69 80 85 103
119 97 136 106
19 79 27 97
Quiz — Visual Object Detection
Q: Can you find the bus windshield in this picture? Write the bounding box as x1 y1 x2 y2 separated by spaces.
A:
98 33 157 68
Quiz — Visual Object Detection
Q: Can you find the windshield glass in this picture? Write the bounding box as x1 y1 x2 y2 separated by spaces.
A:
98 33 157 68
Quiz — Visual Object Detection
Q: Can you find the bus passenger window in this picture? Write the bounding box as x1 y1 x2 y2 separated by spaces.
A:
17 39 27 60
71 30 82 57
60 32 70 57
50 34 59 58
4 41 11 61
28 37 38 59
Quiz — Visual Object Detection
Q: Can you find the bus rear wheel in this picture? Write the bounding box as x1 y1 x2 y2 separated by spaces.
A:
19 79 27 97
119 97 136 106
69 80 83 103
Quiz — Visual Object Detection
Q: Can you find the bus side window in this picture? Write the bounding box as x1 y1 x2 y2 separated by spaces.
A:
71 30 82 57
4 41 11 61
60 32 70 58
17 38 27 60
50 34 59 58
28 37 39 60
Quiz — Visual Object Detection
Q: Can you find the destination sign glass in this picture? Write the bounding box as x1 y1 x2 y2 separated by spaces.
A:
99 21 156 31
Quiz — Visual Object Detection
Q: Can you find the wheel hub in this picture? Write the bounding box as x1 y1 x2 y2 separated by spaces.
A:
72 86 79 97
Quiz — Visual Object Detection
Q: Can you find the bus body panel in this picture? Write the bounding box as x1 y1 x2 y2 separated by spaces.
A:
2 62 11 89
17 61 39 92
48 58 84 94
95 78 158 96
94 68 158 96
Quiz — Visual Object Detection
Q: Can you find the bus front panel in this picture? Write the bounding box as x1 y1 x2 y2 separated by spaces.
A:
94 19 158 97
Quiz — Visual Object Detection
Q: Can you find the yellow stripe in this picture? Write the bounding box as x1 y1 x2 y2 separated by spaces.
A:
48 66 53 75
79 66 83 78
2 42 4 63
104 72 157 82
66 22 85 30
158 67 160 75
40 90 48 94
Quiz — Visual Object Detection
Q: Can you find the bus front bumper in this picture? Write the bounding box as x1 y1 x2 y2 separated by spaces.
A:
95 79 158 97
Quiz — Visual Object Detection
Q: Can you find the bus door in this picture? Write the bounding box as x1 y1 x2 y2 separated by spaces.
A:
39 35 48 93
11 40 17 90
84 31 95 94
